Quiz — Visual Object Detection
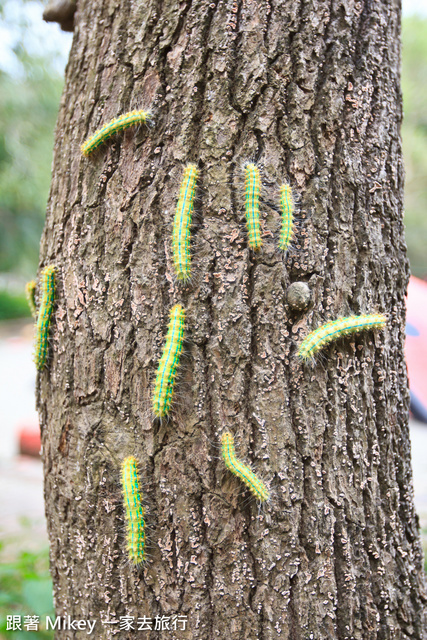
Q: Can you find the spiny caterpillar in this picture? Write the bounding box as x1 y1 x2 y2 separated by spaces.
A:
172 164 198 281
244 163 262 250
152 304 185 418
298 314 387 361
25 280 37 319
279 183 295 251
221 431 270 503
121 456 146 565
81 109 151 156
34 265 56 371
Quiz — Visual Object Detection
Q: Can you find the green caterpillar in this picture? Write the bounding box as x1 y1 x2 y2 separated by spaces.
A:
244 163 262 250
25 280 37 319
298 314 387 361
81 109 151 156
152 304 185 418
221 431 270 503
121 456 146 565
34 265 56 371
279 183 295 252
172 164 198 282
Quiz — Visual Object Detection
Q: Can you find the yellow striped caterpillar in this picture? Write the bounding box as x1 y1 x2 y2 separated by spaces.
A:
34 265 56 371
298 314 387 361
221 431 270 503
172 164 198 281
25 280 37 319
121 456 146 565
81 109 151 156
152 304 185 418
279 183 295 252
244 163 262 250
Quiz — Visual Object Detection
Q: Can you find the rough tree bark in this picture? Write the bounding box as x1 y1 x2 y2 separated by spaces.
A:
38 0 427 638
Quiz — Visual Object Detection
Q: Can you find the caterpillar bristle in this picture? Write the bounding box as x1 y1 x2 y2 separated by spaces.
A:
121 456 146 566
279 183 295 252
152 304 186 418
172 164 198 282
298 314 387 361
244 163 262 250
25 280 37 319
34 265 56 371
81 109 152 157
221 431 270 503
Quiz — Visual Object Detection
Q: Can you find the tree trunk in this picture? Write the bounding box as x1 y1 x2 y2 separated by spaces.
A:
38 0 427 638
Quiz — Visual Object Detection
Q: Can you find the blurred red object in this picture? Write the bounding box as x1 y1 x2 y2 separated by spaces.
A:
18 424 41 458
406 276 427 423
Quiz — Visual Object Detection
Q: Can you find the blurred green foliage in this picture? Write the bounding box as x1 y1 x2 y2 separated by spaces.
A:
0 56 63 276
0 290 31 320
0 543 53 639
402 17 427 278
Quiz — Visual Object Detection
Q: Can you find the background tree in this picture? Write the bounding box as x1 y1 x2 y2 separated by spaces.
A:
401 15 427 279
0 0 69 279
38 0 427 638
0 59 62 276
